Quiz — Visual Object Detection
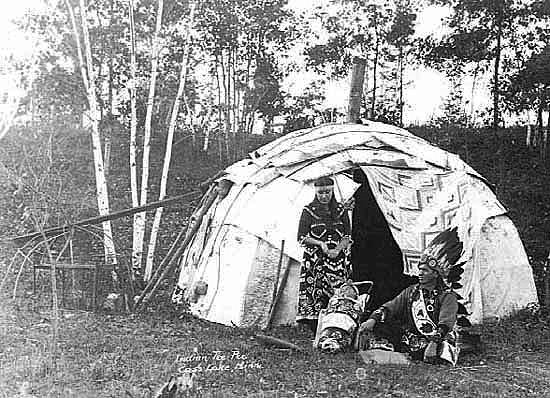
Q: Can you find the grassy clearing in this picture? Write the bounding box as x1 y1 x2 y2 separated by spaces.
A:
2 293 550 397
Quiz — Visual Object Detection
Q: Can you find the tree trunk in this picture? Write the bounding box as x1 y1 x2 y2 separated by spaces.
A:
104 0 115 177
144 1 195 281
371 17 379 120
203 128 211 152
347 57 367 123
493 8 503 130
64 0 89 94
128 0 139 280
398 44 404 127
492 6 504 196
78 0 118 269
537 101 543 129
220 53 233 161
0 95 20 141
234 47 244 156
215 56 229 162
95 7 106 123
202 107 213 153
470 61 480 126
133 0 164 279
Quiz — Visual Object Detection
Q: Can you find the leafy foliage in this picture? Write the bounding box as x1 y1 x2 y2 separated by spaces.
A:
302 0 420 124
420 0 550 127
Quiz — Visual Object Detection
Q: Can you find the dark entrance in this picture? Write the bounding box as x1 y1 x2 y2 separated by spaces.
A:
350 169 417 310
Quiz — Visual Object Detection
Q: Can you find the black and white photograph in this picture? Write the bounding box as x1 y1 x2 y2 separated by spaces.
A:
1 0 549 396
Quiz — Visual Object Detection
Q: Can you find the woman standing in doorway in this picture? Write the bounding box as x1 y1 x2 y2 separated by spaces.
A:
296 176 352 332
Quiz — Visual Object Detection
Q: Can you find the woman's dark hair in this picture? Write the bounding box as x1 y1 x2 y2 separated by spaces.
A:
314 176 335 187
327 195 339 219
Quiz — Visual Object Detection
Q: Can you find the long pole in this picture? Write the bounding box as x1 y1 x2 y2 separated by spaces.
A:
266 240 285 328
347 57 367 123
7 191 202 245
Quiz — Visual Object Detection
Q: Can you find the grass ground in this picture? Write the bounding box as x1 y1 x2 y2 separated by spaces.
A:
1 124 550 397
2 295 550 397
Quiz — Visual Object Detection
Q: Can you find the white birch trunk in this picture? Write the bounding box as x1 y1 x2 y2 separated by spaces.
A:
64 0 89 94
79 0 118 268
0 95 20 141
132 0 163 277
203 126 211 152
128 0 140 279
144 1 195 281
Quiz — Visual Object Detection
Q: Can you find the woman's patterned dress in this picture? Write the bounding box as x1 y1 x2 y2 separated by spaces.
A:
296 199 351 320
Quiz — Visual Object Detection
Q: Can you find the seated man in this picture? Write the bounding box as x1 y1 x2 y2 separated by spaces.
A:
357 227 467 365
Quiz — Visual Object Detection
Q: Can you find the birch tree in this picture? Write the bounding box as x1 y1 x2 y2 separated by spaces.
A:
0 78 24 141
144 1 197 281
65 0 118 269
197 0 292 161
132 0 164 280
128 0 139 281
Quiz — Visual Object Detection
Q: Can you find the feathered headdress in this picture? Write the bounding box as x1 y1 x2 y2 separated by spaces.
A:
421 227 471 327
421 227 464 290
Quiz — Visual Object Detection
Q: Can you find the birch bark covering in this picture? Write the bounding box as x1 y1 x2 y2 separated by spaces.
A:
79 0 117 267
132 0 164 277
144 1 196 281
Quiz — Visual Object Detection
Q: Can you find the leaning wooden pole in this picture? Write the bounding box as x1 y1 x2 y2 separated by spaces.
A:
6 191 202 245
255 333 304 352
6 173 224 246
135 186 219 311
266 240 286 329
347 56 367 123
133 185 215 308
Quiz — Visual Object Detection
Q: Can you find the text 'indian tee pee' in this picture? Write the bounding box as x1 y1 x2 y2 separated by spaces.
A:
172 122 538 328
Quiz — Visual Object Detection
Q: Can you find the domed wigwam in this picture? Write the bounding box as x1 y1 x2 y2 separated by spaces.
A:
171 122 538 328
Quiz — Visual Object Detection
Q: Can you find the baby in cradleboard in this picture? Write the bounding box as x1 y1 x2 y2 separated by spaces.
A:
313 280 372 353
